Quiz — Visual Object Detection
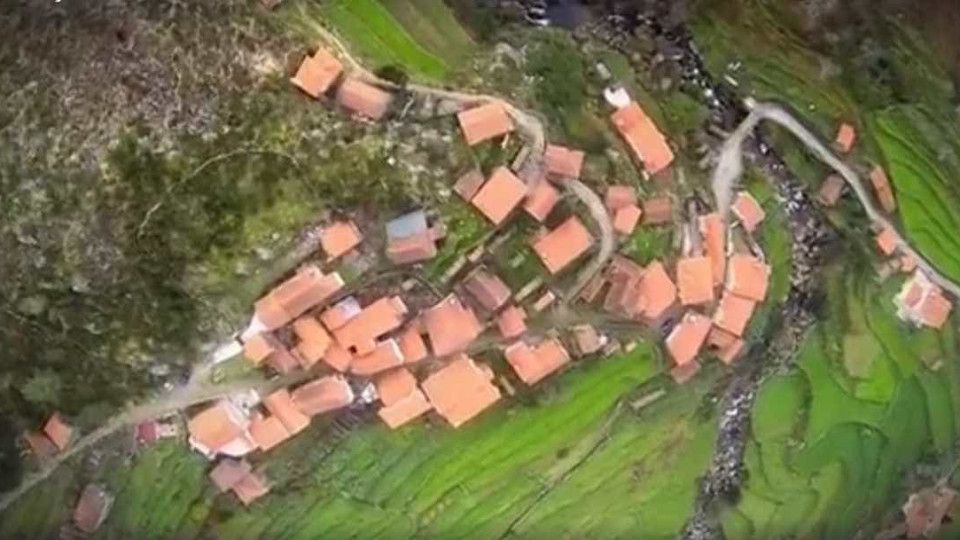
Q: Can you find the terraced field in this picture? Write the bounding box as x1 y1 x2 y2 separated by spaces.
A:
722 269 960 540
0 343 727 540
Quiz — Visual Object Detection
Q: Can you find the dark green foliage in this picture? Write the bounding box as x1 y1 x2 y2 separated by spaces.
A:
527 33 588 118
375 64 410 86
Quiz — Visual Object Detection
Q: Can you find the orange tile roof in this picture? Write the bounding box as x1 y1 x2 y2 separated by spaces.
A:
818 174 845 206
610 101 674 175
471 167 527 225
43 413 74 452
717 337 744 365
496 305 527 339
322 342 353 372
642 197 673 225
726 254 771 302
870 166 897 213
398 325 428 364
232 471 270 506
290 49 343 98
732 192 765 232
454 169 486 201
248 414 290 452
332 296 408 355
335 78 393 119
531 216 595 274
374 367 418 407
707 327 739 350
387 231 438 265
457 101 514 146
900 254 917 273
188 403 245 453
254 266 344 329
421 355 501 427
262 389 310 435
321 220 363 260
544 144 585 179
676 256 715 306
918 291 953 329
292 316 332 368
291 375 354 416
665 311 711 367
320 297 361 331
606 185 638 213
23 430 57 458
350 339 405 376
266 348 300 374
670 360 701 384
834 123 856 153
424 294 483 357
209 458 252 492
243 333 279 365
524 180 561 222
462 266 512 311
699 213 726 286
639 261 677 319
613 204 643 235
875 225 898 256
504 338 571 385
378 389 432 429
713 292 757 337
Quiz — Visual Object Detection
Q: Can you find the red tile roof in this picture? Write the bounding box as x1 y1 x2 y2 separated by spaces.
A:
423 294 483 357
699 213 726 286
232 471 270 505
421 355 501 427
292 316 332 368
254 266 344 329
610 101 674 175
834 123 856 153
642 197 673 225
531 216 595 274
263 389 310 435
322 342 353 372
613 204 643 235
457 101 514 146
320 297 361 331
209 458 252 492
665 311 711 367
43 413 74 452
709 328 745 365
676 256 715 306
454 169 486 201
335 78 393 119
188 403 246 454
462 266 512 312
605 185 637 213
713 293 757 337
496 305 527 340
818 174 845 206
544 144 585 179
726 254 771 302
23 430 57 458
321 220 363 260
73 484 111 533
917 291 953 329
350 339 405 376
900 254 917 273
387 231 438 265
266 348 300 374
290 49 343 98
332 296 408 355
504 338 571 385
732 192 765 232
639 261 677 319
243 333 279 365
875 225 898 256
291 375 354 416
378 389 432 429
374 367 418 407
870 165 897 213
524 180 561 222
398 325 428 364
471 167 527 225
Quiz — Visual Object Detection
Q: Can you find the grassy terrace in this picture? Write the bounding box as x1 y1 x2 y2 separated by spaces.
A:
1 344 724 540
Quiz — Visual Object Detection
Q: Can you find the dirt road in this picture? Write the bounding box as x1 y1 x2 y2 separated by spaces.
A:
712 99 960 298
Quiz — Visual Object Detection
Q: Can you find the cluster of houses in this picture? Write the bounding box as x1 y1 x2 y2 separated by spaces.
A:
825 123 954 331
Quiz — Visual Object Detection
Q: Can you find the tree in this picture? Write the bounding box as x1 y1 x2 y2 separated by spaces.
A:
21 370 62 406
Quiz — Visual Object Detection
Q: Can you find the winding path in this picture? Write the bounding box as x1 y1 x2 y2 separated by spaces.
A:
712 99 960 298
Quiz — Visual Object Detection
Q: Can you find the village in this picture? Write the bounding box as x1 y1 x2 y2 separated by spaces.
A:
16 34 958 539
